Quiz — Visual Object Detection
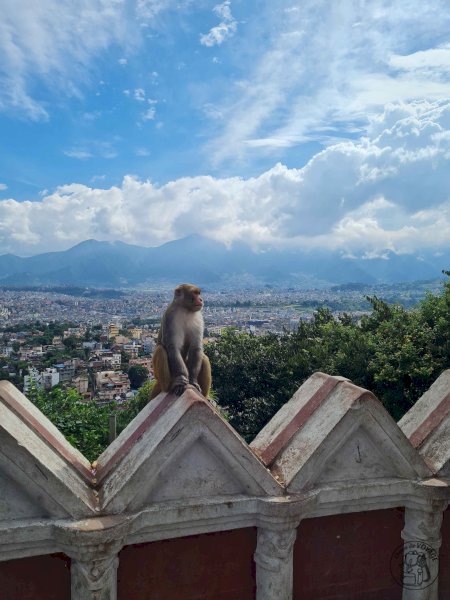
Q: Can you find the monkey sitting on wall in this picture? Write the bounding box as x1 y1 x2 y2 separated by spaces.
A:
150 283 211 399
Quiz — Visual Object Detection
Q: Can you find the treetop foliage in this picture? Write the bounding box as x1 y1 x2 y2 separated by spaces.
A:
205 276 450 440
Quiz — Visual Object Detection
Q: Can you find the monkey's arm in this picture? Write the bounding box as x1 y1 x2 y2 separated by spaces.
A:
186 344 203 391
166 341 189 386
162 310 190 395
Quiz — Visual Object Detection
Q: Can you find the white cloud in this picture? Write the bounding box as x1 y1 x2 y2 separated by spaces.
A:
64 141 118 160
142 107 156 121
200 1 237 47
1 100 450 257
118 57 128 65
0 184 8 191
136 0 172 24
390 45 450 72
0 0 135 119
64 149 93 160
205 0 450 165
140 98 157 121
135 148 151 156
134 88 146 102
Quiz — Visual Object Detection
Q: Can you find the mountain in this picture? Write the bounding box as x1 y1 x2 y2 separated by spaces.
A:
0 236 447 288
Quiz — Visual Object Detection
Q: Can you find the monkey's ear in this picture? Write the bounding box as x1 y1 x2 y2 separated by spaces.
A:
174 286 183 297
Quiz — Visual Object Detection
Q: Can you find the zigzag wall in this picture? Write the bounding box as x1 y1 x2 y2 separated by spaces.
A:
0 370 449 599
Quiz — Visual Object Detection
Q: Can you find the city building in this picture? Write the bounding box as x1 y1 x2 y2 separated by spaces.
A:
129 327 143 340
142 336 156 355
23 367 60 393
123 342 142 358
129 357 152 373
95 370 131 405
108 324 120 339
54 361 76 384
72 374 89 395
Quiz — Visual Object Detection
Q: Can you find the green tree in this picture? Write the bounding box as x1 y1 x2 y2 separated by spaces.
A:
205 329 299 440
63 335 79 350
128 364 149 389
206 275 450 440
29 385 110 462
116 380 155 435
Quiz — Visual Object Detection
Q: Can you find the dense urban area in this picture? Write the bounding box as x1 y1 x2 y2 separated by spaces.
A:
0 279 444 402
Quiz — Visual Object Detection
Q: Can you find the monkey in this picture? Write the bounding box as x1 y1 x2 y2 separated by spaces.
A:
150 283 211 400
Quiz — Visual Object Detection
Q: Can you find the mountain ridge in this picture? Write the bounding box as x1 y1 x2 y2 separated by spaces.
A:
0 237 447 288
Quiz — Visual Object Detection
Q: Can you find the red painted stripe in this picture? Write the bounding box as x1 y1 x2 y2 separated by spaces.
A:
0 385 93 482
409 392 450 448
257 377 343 466
96 392 188 484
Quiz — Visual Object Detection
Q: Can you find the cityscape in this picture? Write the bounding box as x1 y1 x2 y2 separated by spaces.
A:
0 278 444 402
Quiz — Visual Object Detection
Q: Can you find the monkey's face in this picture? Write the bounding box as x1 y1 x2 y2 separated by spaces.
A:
188 287 203 311
175 284 204 311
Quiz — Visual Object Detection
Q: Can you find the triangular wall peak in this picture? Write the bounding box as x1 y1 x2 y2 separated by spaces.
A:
95 388 283 514
399 369 450 477
0 381 98 519
250 372 431 493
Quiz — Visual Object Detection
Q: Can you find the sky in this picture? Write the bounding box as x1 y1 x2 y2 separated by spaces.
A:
0 0 450 258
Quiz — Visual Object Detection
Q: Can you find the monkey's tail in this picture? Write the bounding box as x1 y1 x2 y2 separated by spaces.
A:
151 344 172 397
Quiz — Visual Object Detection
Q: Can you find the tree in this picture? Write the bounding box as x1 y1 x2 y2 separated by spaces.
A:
116 380 155 435
206 275 450 440
205 329 299 440
29 385 110 463
28 380 156 462
63 335 79 350
128 364 149 389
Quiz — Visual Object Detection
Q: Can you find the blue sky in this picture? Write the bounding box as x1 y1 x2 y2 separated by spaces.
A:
1 0 450 257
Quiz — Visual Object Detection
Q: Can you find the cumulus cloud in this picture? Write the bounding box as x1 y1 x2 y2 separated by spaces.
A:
200 1 237 47
1 100 449 257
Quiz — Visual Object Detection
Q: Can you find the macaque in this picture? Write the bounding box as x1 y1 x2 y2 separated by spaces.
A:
150 284 211 399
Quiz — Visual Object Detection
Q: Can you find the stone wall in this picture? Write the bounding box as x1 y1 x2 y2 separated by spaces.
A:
0 370 449 599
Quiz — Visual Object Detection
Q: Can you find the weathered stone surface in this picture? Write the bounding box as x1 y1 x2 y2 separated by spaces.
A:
255 526 297 600
401 504 447 600
0 372 449 600
55 515 129 600
399 369 450 477
251 372 431 492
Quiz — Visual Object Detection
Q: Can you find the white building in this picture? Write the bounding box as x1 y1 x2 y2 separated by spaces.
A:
23 367 60 394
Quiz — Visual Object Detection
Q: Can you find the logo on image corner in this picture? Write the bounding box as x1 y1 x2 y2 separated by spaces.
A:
390 541 438 590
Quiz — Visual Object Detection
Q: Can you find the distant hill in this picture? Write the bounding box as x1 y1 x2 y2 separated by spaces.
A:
0 235 447 288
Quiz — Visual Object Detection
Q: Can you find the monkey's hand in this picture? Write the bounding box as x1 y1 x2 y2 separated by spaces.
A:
172 384 187 396
189 381 202 393
171 375 188 396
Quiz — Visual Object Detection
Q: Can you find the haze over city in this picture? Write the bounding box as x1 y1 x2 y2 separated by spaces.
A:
0 0 449 269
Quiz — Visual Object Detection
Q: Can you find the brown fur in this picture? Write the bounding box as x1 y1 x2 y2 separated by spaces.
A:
150 284 212 400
